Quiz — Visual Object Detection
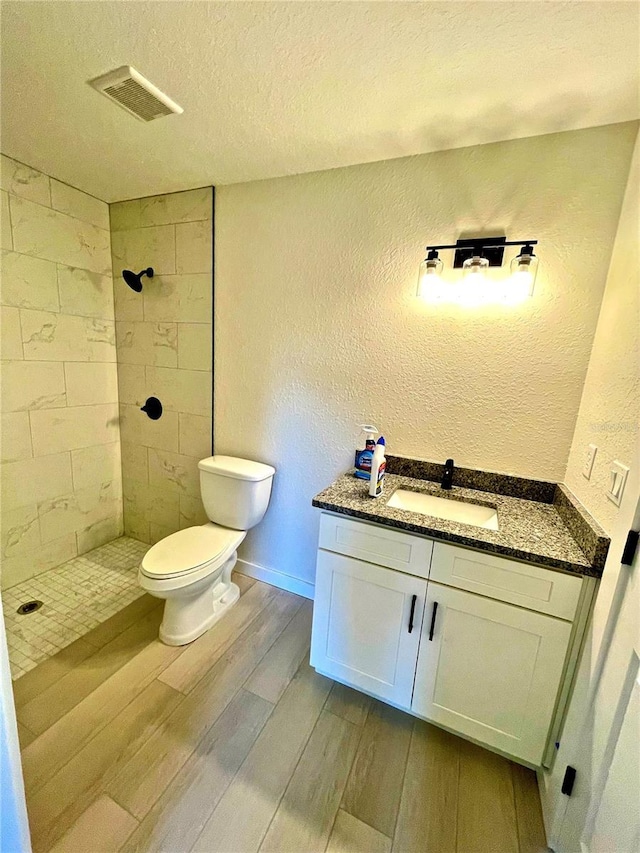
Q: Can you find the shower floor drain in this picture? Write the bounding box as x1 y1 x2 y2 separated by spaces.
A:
17 600 43 615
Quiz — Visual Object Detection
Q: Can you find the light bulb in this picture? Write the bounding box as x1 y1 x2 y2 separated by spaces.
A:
508 246 538 300
417 252 444 301
462 255 489 278
459 255 489 305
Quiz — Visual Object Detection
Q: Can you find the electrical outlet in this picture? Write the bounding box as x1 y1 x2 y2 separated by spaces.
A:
583 444 597 480
606 460 629 507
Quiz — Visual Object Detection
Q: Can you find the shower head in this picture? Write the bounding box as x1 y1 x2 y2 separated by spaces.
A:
122 267 154 292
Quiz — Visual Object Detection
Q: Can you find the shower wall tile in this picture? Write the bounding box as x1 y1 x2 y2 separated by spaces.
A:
117 363 146 406
20 309 116 362
71 442 122 492
116 320 178 367
1 533 77 589
110 199 142 232
64 362 119 406
140 187 211 227
10 196 111 275
38 481 121 543
148 448 200 497
178 323 212 370
111 223 176 275
112 186 212 543
179 493 209 529
57 265 115 320
1 360 66 411
0 156 51 206
143 273 212 323
149 522 178 545
1 250 59 311
146 494 180 531
1 504 41 558
0 156 122 587
50 179 110 230
30 403 119 456
2 452 73 511
76 515 123 553
145 366 212 417
0 307 24 360
123 478 180 529
121 442 149 484
0 413 32 463
1 191 12 249
176 220 213 273
114 273 144 321
119 403 179 453
123 506 150 543
179 413 212 459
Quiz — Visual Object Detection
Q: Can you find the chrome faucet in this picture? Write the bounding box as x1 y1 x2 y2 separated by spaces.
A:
441 458 454 490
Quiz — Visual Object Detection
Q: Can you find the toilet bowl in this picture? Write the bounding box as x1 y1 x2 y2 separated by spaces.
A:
139 523 246 645
138 455 275 646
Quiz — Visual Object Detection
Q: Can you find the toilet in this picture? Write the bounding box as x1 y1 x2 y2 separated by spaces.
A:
139 455 275 646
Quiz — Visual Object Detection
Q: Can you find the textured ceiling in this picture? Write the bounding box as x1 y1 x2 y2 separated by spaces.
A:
1 1 638 202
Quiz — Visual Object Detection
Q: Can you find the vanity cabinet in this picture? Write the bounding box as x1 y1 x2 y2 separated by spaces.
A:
311 512 593 767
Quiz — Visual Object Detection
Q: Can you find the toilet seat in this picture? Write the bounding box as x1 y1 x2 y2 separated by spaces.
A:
140 523 245 580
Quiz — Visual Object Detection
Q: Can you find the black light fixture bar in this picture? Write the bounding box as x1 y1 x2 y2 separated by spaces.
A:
423 238 538 270
425 239 538 251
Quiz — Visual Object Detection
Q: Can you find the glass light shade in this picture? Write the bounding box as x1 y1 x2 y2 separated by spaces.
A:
508 250 538 302
417 255 444 300
458 255 490 305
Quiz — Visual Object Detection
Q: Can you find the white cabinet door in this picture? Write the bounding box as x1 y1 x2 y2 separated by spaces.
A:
310 550 427 709
412 582 573 765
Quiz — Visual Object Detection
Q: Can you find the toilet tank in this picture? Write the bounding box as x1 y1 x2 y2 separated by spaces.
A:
198 456 276 531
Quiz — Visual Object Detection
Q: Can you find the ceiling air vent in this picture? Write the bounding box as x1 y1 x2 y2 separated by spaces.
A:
89 66 183 122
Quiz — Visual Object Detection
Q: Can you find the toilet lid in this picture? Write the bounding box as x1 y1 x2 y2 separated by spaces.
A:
141 525 244 579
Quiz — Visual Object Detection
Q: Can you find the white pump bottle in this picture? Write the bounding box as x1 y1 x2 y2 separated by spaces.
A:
368 437 386 498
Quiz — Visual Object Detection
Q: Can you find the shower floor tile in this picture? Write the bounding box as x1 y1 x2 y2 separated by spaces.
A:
2 536 149 680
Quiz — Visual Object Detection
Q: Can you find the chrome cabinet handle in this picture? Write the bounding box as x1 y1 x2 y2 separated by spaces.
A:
408 595 417 633
428 601 439 641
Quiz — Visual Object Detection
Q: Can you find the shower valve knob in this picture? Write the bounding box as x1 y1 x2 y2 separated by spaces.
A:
141 396 163 420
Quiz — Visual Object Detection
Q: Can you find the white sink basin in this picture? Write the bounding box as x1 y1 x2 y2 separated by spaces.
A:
387 489 499 530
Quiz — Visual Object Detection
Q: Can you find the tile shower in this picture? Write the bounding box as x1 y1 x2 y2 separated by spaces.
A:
0 154 214 678
2 538 147 679
111 188 213 544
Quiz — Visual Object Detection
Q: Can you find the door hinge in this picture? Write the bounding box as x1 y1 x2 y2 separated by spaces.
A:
621 530 639 566
561 765 576 796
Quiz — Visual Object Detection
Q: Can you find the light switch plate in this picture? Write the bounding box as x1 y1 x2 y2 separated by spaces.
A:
606 460 629 507
583 444 597 479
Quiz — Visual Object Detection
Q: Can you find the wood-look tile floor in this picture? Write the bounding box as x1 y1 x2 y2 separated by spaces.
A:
13 576 549 853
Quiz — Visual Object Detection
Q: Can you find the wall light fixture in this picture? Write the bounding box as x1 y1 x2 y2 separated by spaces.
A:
417 237 539 305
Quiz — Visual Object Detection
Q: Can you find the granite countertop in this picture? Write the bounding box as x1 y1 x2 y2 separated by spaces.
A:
312 471 608 578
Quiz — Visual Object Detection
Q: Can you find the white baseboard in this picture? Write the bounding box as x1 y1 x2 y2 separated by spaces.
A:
235 558 315 600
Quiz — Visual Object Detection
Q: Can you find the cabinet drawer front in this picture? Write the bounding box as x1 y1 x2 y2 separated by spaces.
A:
412 582 572 766
429 542 581 620
310 550 427 708
319 512 433 578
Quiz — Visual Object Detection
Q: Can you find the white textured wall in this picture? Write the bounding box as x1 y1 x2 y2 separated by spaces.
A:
216 123 637 586
563 138 639 535
1 156 121 590
539 131 639 849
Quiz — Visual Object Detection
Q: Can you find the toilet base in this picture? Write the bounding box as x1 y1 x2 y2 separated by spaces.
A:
159 580 241 646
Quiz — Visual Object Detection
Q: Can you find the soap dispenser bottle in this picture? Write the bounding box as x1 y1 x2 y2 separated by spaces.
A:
369 437 386 498
354 424 378 480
